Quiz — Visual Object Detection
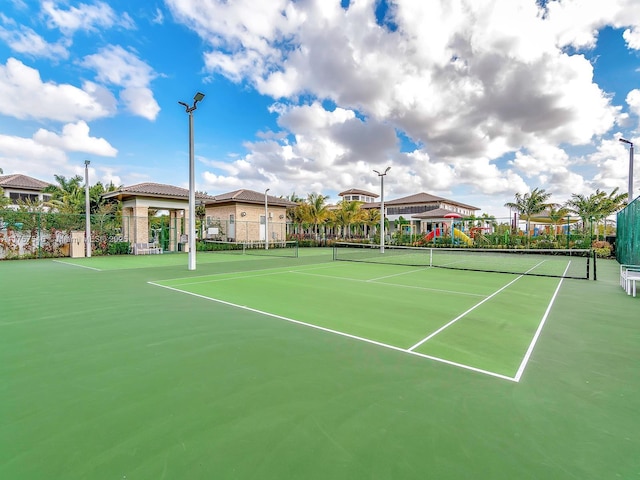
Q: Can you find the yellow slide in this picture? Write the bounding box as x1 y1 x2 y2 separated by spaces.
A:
454 228 473 246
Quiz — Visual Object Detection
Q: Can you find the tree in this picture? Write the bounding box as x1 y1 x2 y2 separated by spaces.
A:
599 188 628 239
304 192 330 239
0 187 9 208
545 205 571 239
286 192 307 236
44 174 84 214
566 188 628 240
504 187 553 244
89 181 120 214
333 200 362 238
362 208 380 239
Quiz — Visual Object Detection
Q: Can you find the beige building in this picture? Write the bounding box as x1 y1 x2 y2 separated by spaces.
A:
102 183 296 249
203 189 296 243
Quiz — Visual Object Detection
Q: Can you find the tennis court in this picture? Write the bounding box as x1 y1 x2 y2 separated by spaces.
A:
1 247 639 479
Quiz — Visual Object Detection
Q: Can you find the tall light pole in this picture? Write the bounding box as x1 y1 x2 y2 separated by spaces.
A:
179 92 205 271
264 188 270 249
620 137 634 203
373 167 391 253
84 160 91 258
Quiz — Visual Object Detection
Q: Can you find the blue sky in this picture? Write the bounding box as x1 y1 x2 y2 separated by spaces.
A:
1 0 640 217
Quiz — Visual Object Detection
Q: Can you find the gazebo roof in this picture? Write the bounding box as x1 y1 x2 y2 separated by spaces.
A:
102 182 217 201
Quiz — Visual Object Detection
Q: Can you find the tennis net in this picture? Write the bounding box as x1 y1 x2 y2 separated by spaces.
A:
202 240 298 257
333 242 594 279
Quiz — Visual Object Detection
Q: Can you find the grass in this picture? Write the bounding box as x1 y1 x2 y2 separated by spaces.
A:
1 249 638 479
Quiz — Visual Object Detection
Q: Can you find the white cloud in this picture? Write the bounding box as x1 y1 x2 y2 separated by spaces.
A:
81 45 160 120
42 0 135 35
0 25 69 60
172 0 621 162
0 133 69 178
152 8 164 25
623 27 640 50
0 57 116 122
33 121 118 157
626 89 640 128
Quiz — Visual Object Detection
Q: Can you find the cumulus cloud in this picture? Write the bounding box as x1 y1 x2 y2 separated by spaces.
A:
0 133 69 177
42 0 134 35
0 24 69 60
33 121 118 157
0 57 116 122
168 0 636 209
81 45 160 120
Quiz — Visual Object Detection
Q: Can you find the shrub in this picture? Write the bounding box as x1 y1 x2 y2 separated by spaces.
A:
591 240 612 258
107 241 131 255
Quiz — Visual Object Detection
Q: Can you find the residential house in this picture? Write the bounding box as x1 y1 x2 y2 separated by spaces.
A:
0 174 52 209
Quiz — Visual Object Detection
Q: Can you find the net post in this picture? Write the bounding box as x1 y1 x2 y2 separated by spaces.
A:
592 250 597 281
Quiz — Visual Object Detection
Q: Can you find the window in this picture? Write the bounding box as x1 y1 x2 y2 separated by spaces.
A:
230 214 235 224
9 193 38 204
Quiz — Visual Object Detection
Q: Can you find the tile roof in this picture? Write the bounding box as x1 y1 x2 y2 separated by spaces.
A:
208 189 297 207
102 182 216 200
338 188 379 198
0 174 52 190
412 208 463 219
102 184 296 207
385 192 480 210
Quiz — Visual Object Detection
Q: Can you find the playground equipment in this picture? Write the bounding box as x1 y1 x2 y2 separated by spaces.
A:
424 227 473 245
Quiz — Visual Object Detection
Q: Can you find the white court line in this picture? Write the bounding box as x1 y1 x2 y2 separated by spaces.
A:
52 260 102 271
366 268 429 282
150 262 347 286
148 280 516 382
407 260 547 351
513 262 571 382
168 270 291 286
290 270 486 297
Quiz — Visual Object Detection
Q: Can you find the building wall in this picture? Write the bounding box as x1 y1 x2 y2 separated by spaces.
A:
205 203 288 242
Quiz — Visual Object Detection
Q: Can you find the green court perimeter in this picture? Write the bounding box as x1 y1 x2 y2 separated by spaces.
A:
1 249 639 479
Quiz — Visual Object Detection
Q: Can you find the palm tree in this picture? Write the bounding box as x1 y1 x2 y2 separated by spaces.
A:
564 191 604 240
286 192 306 236
363 208 380 240
598 188 628 239
504 187 554 244
545 205 571 239
305 192 330 239
333 200 362 239
44 174 84 214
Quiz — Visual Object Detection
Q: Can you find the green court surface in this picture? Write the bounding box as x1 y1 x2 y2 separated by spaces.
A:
1 249 639 479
